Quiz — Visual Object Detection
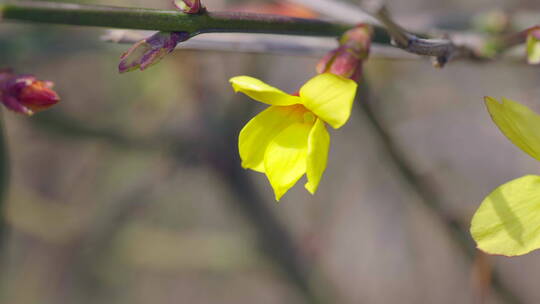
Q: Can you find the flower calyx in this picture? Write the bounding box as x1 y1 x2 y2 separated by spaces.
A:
317 24 373 81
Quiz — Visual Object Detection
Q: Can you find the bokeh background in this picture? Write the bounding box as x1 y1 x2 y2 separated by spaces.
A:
2 0 540 303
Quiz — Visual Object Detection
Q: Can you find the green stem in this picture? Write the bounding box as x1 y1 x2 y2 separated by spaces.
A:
0 1 390 43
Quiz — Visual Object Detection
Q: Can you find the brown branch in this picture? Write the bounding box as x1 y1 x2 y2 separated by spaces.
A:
497 25 540 51
360 1 482 67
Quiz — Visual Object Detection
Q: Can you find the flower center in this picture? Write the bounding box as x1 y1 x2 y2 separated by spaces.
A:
303 112 316 124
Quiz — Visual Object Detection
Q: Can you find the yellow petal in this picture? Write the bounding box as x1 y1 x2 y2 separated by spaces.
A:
305 118 330 194
486 96 540 162
230 76 301 106
239 105 305 172
264 122 311 201
471 175 540 256
299 73 357 129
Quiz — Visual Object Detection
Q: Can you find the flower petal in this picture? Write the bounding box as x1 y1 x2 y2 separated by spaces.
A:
239 105 305 172
230 76 301 106
305 118 330 194
264 122 311 201
299 73 357 129
485 96 540 162
471 175 540 256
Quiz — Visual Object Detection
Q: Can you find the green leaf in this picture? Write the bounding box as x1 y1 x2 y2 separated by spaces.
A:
485 96 540 162
471 175 540 256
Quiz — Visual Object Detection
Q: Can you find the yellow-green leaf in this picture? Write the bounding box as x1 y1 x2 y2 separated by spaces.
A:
305 118 330 194
471 175 540 256
485 96 540 162
230 76 301 106
299 73 357 129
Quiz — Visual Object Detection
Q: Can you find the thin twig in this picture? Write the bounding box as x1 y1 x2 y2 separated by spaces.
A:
360 1 481 67
29 105 336 304
102 29 419 59
497 25 540 52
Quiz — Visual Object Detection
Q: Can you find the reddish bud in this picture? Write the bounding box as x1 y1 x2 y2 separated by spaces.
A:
119 31 189 73
316 49 338 74
317 24 372 81
173 0 205 14
0 70 60 115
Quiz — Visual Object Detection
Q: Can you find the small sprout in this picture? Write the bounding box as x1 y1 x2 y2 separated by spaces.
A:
0 69 60 116
526 27 540 65
119 31 190 73
173 0 205 14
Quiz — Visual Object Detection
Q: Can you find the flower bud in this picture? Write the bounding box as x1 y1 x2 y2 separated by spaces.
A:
317 24 372 80
173 0 205 14
527 26 540 65
119 31 190 73
0 70 60 116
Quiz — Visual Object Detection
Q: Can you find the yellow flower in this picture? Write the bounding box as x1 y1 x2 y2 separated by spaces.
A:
471 97 540 256
230 73 357 201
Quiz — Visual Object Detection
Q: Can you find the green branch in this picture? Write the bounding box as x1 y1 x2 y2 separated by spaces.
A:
0 1 390 44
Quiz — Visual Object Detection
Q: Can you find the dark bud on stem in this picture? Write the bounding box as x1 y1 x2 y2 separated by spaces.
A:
119 31 190 73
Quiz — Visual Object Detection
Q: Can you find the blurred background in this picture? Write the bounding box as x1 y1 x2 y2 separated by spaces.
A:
2 0 540 303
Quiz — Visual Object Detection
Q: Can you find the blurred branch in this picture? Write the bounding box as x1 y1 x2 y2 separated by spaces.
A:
28 109 333 303
497 25 540 52
208 146 327 303
471 252 493 304
103 29 418 59
191 59 336 302
287 0 379 24
31 112 140 148
205 131 339 303
29 111 196 159
356 79 523 304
